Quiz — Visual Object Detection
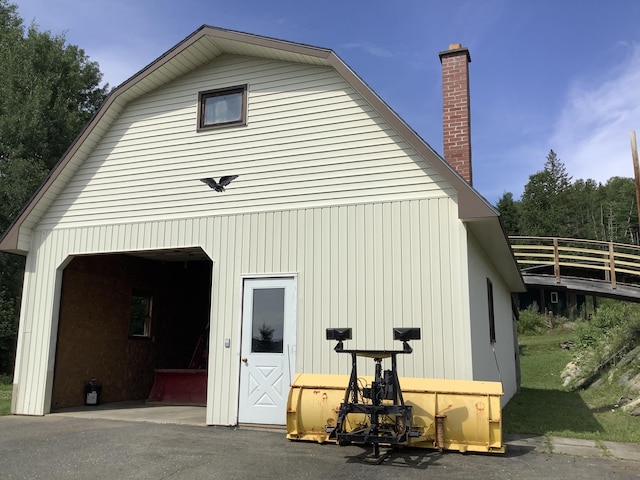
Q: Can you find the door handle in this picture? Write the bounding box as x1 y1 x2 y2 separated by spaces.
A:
241 357 248 363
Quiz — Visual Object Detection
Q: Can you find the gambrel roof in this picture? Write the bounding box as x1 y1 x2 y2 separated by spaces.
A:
0 25 523 290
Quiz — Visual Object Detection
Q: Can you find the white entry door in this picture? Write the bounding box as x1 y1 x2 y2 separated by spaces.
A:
238 277 296 425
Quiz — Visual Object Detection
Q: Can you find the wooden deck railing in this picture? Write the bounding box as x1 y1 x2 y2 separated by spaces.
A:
509 236 640 289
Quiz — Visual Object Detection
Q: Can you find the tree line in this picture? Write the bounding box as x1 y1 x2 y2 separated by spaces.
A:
496 149 639 245
0 0 108 376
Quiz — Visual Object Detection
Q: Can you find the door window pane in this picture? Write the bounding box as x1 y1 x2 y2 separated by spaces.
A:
251 288 284 353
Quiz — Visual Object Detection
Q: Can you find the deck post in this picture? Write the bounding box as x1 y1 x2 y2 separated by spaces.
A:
609 242 617 289
553 238 560 283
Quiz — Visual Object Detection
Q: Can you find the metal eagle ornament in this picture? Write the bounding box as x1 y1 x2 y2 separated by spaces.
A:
200 175 239 192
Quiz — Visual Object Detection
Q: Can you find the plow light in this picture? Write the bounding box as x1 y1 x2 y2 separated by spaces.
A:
326 328 352 341
393 327 421 342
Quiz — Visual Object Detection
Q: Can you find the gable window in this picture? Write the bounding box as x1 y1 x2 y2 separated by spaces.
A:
487 278 496 343
129 292 152 338
198 85 247 130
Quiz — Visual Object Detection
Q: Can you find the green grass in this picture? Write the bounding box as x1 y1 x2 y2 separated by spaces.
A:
503 329 640 442
0 384 11 416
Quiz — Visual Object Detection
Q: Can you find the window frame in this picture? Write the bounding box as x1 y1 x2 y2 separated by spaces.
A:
197 84 247 130
487 278 496 343
129 291 153 339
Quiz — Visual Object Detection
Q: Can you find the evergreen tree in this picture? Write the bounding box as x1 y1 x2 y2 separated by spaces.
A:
496 191 520 236
519 150 572 237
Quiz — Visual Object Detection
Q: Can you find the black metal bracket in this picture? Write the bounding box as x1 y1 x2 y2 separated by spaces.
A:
325 328 421 460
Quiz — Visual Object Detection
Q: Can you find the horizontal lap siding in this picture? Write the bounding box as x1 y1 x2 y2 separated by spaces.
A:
14 198 471 423
39 55 452 229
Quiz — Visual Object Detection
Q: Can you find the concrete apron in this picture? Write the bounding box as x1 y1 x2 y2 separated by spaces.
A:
51 401 206 426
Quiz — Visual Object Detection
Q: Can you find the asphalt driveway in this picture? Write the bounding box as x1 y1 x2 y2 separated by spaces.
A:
0 415 639 479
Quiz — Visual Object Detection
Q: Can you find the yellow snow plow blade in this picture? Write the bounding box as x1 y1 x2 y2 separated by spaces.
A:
286 373 505 454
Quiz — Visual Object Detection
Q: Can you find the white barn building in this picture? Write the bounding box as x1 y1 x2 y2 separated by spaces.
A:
0 26 524 426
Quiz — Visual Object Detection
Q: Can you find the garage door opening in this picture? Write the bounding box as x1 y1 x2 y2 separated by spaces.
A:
51 248 212 412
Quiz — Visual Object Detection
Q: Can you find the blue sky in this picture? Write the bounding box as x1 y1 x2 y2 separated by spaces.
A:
12 0 640 204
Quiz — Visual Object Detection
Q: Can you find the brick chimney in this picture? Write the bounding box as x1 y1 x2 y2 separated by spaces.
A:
439 43 472 185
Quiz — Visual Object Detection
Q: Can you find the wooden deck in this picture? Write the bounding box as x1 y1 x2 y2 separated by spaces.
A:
509 236 640 301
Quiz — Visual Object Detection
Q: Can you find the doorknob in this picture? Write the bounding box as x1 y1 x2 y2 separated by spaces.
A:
241 357 248 363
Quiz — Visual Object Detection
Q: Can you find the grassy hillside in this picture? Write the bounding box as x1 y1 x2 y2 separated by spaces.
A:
503 329 640 442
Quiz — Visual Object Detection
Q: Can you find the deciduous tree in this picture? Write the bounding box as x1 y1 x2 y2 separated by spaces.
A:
0 0 108 376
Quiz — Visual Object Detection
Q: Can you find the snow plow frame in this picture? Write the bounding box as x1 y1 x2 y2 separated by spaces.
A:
286 328 505 455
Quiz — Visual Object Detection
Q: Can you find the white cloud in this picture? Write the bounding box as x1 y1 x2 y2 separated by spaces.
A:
341 42 394 58
551 43 640 183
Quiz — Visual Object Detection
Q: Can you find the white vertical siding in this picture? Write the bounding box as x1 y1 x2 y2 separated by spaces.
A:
12 197 472 424
467 233 518 405
38 55 453 229
12 231 60 415
212 197 471 424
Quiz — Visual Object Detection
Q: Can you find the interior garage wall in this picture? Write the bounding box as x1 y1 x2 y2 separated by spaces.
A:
156 260 212 370
51 255 211 409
